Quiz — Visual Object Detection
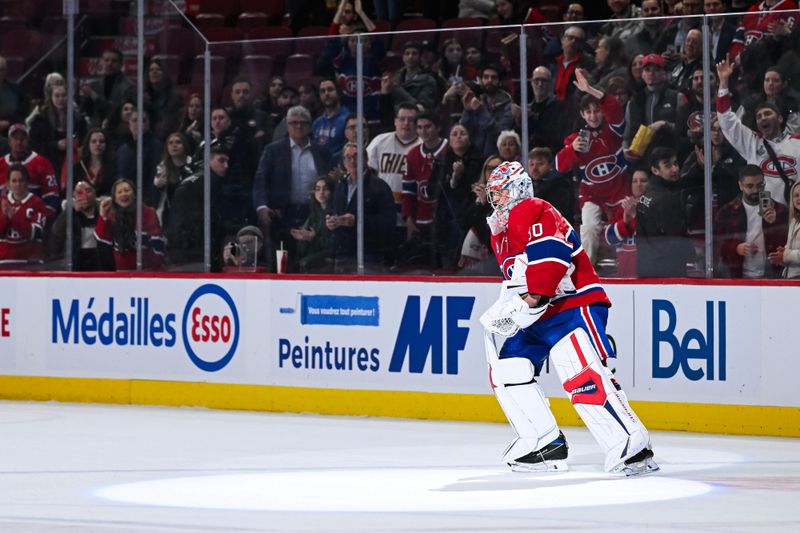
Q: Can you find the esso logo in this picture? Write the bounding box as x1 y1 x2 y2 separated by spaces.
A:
181 284 240 372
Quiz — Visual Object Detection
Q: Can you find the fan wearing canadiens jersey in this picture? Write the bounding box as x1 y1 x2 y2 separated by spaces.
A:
0 164 48 266
478 161 657 476
555 69 629 265
0 123 59 218
716 55 800 205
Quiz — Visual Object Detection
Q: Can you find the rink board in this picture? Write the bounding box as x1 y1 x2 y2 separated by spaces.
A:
0 274 798 437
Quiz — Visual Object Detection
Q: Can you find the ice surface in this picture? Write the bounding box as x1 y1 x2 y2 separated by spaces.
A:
0 401 797 532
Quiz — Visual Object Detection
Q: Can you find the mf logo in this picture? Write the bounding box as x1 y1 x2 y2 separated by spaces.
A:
389 296 474 374
652 299 726 381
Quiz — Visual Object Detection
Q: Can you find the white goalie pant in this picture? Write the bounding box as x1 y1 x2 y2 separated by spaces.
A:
486 334 561 463
550 328 651 472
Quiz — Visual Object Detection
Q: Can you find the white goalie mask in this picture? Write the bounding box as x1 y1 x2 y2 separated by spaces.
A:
486 161 534 233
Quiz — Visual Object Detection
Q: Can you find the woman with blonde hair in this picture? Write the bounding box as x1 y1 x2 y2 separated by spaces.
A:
769 180 800 278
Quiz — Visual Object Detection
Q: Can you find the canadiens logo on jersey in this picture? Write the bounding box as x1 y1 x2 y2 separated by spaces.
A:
582 151 626 185
760 155 798 178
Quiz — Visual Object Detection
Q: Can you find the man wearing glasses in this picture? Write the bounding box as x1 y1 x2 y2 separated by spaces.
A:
253 106 332 271
548 26 594 104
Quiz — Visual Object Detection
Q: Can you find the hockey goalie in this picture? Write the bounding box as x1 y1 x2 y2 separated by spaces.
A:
479 160 659 476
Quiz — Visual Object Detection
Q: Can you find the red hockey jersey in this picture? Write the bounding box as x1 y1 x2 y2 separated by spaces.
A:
0 152 59 215
555 94 629 209
401 139 448 227
94 205 165 270
489 197 610 320
0 191 48 264
729 0 798 58
603 204 638 277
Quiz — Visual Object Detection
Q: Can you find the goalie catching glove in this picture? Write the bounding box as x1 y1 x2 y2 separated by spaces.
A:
480 280 549 337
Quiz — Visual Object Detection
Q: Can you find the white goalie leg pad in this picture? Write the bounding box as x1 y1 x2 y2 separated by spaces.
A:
491 356 561 464
549 328 651 473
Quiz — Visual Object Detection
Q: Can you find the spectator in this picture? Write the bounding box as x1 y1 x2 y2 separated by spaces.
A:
165 148 228 270
680 116 746 212
103 98 136 152
152 132 193 226
327 142 396 273
26 80 88 177
253 105 333 266
603 168 647 277
496 130 522 163
715 164 788 278
0 123 59 217
47 181 115 271
197 106 259 196
399 110 449 268
0 164 48 266
768 180 800 277
458 0 494 19
599 0 641 41
728 0 798 60
629 53 645 90
317 33 384 126
174 93 203 155
222 225 267 271
528 146 575 224
228 77 269 150
624 0 666 58
115 109 162 206
373 0 400 29
290 175 336 273
716 55 800 205
591 35 629 89
460 64 515 158
737 67 800 133
605 75 633 111
676 69 719 154
669 29 703 93
367 102 421 217
313 78 351 159
62 128 115 197
298 80 322 120
626 54 685 152
464 46 484 80
95 178 165 270
549 26 595 105
269 85 300 142
528 66 571 154
80 48 136 127
329 0 375 35
636 147 695 277
458 154 502 272
144 57 182 140
659 0 703 62
555 69 630 264
563 3 586 22
493 0 546 24
430 123 484 268
0 55 30 133
434 39 472 89
259 75 285 123
343 113 371 148
386 41 439 113
705 0 737 63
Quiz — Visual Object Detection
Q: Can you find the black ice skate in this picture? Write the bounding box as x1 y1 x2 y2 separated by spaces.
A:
508 431 569 472
619 448 660 477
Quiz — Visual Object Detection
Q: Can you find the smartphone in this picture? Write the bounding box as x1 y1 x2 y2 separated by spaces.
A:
759 190 771 215
579 129 590 143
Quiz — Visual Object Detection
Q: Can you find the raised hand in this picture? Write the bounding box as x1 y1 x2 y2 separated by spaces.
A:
572 68 591 93
716 54 733 84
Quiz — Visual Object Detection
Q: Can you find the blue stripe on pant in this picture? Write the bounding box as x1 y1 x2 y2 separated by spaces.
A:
498 304 615 375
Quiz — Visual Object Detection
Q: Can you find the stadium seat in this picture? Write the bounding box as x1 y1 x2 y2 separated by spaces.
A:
157 27 204 59
244 26 293 62
241 0 285 24
294 26 330 57
237 54 274 92
3 0 42 19
237 12 270 31
194 13 226 31
198 0 242 21
282 53 314 87
190 54 226 102
0 17 26 34
391 18 438 53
